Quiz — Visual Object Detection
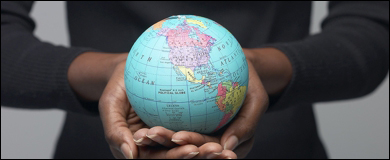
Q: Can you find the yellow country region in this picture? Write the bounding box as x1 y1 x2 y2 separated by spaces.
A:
153 19 166 30
186 19 207 29
223 85 247 116
177 66 205 83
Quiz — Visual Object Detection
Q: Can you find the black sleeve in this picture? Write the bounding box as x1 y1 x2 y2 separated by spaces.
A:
263 1 389 111
1 1 99 115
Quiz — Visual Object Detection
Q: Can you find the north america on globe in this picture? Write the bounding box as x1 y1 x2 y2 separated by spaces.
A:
124 15 248 134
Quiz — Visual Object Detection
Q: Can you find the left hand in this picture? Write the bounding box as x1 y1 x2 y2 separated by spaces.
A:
134 59 269 158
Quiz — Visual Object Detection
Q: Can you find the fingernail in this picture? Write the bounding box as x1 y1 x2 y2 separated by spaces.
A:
226 157 232 159
134 138 143 143
206 152 222 159
183 152 199 159
224 135 239 150
146 134 165 144
145 134 156 139
133 138 144 146
129 150 133 159
120 143 133 159
171 139 183 143
214 152 222 155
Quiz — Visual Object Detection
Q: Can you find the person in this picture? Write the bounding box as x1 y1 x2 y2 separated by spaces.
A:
1 1 388 159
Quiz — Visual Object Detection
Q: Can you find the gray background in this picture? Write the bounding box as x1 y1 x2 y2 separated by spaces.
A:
1 1 389 159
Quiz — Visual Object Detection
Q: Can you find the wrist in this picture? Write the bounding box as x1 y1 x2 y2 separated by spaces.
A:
105 53 128 82
243 48 292 95
68 52 128 101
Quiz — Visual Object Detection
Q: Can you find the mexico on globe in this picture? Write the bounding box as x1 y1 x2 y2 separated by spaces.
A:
124 15 249 134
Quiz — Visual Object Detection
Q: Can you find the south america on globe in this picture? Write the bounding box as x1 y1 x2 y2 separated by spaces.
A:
124 15 249 134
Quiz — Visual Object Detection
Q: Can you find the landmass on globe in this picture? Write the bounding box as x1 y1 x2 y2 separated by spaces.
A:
124 15 248 134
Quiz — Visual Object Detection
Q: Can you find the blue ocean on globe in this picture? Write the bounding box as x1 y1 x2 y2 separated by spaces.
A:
124 15 248 134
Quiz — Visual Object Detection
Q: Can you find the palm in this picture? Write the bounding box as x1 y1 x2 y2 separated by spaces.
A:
153 59 268 159
126 104 148 133
100 61 211 159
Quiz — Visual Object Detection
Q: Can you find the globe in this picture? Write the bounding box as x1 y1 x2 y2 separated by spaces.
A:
124 15 248 134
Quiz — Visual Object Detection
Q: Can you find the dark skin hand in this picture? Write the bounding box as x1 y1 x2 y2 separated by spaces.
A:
243 48 292 95
68 52 236 158
131 48 292 158
68 47 292 159
133 56 269 159
99 61 237 159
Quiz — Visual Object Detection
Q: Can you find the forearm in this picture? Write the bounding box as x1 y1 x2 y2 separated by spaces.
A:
243 48 293 96
68 52 128 101
244 2 388 113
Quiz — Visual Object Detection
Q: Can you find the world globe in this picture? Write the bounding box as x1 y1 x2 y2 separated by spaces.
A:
124 15 248 134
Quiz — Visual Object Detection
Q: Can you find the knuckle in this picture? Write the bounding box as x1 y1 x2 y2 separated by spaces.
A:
183 144 198 153
104 129 124 147
238 123 256 141
151 126 165 133
104 130 116 145
205 142 223 152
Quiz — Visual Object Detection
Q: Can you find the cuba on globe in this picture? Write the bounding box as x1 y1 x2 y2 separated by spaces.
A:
124 15 248 134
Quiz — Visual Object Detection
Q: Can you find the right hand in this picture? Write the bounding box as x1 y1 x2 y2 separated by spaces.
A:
132 59 268 159
243 48 292 95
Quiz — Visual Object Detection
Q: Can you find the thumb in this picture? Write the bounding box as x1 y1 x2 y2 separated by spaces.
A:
99 61 138 159
105 126 137 159
113 127 137 159
99 85 138 159
221 60 268 151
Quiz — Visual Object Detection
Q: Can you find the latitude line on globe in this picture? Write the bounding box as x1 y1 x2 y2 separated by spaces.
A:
125 15 249 133
130 70 249 87
128 41 240 71
125 72 249 104
137 24 227 53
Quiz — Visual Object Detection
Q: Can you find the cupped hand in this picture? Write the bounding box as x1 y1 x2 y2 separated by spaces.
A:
134 59 269 159
132 126 237 159
99 61 202 159
99 60 237 159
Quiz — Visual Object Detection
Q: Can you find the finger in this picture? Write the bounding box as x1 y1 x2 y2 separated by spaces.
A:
194 142 223 159
220 60 269 151
99 61 137 159
100 102 136 159
104 120 136 159
231 136 255 159
171 131 220 147
133 128 159 146
219 150 237 159
146 126 178 147
137 144 200 159
109 146 126 159
166 144 200 159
